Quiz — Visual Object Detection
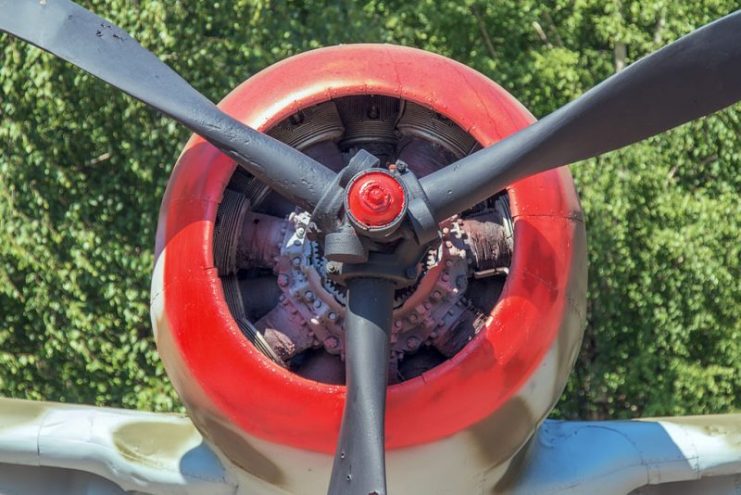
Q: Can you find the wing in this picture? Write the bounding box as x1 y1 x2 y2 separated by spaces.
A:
505 415 741 495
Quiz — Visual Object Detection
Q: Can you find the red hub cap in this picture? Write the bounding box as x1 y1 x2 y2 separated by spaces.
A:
346 170 406 228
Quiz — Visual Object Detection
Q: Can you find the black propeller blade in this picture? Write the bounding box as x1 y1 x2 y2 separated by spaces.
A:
420 10 741 222
0 0 336 210
328 277 395 495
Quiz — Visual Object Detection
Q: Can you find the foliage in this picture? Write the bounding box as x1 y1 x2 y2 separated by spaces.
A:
0 0 738 417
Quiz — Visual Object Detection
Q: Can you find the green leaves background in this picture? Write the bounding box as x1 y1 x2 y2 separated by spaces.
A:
0 0 738 418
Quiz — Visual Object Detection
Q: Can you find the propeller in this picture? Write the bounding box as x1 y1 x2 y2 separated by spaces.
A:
2 3 740 495
419 10 741 222
0 0 336 211
328 278 395 495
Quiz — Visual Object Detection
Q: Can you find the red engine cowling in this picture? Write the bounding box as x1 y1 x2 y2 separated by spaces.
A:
152 44 586 493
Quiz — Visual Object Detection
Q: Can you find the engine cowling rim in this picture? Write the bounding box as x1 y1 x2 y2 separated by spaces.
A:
152 44 586 454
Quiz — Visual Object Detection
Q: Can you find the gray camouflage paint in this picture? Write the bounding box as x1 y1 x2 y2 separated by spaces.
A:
0 398 738 494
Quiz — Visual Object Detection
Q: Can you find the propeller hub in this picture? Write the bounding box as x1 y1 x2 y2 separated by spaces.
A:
346 170 406 229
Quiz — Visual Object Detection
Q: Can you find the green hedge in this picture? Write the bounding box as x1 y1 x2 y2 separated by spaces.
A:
1 0 738 417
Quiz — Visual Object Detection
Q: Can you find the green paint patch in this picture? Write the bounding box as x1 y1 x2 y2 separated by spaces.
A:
0 399 47 431
113 420 198 463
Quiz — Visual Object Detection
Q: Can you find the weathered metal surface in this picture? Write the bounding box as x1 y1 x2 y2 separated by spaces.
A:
499 415 741 494
0 398 737 494
0 398 235 495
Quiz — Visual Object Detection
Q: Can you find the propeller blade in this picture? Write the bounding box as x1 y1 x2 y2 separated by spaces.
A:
420 10 741 222
328 277 394 495
0 0 336 210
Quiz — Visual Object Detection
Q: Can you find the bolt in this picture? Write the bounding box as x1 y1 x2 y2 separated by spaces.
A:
305 291 315 302
406 336 421 351
292 257 301 267
424 301 432 310
325 336 339 350
313 299 322 309
432 290 442 300
408 314 418 323
445 259 453 267
359 181 392 211
394 320 403 329
328 312 337 321
296 227 305 238
277 274 289 287
441 272 450 282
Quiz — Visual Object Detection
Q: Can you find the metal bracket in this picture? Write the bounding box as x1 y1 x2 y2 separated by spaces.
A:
395 162 439 245
308 149 380 263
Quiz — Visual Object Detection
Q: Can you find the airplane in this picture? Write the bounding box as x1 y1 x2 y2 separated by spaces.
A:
0 1 739 494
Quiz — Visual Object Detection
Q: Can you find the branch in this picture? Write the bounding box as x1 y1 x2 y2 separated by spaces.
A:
470 5 497 59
